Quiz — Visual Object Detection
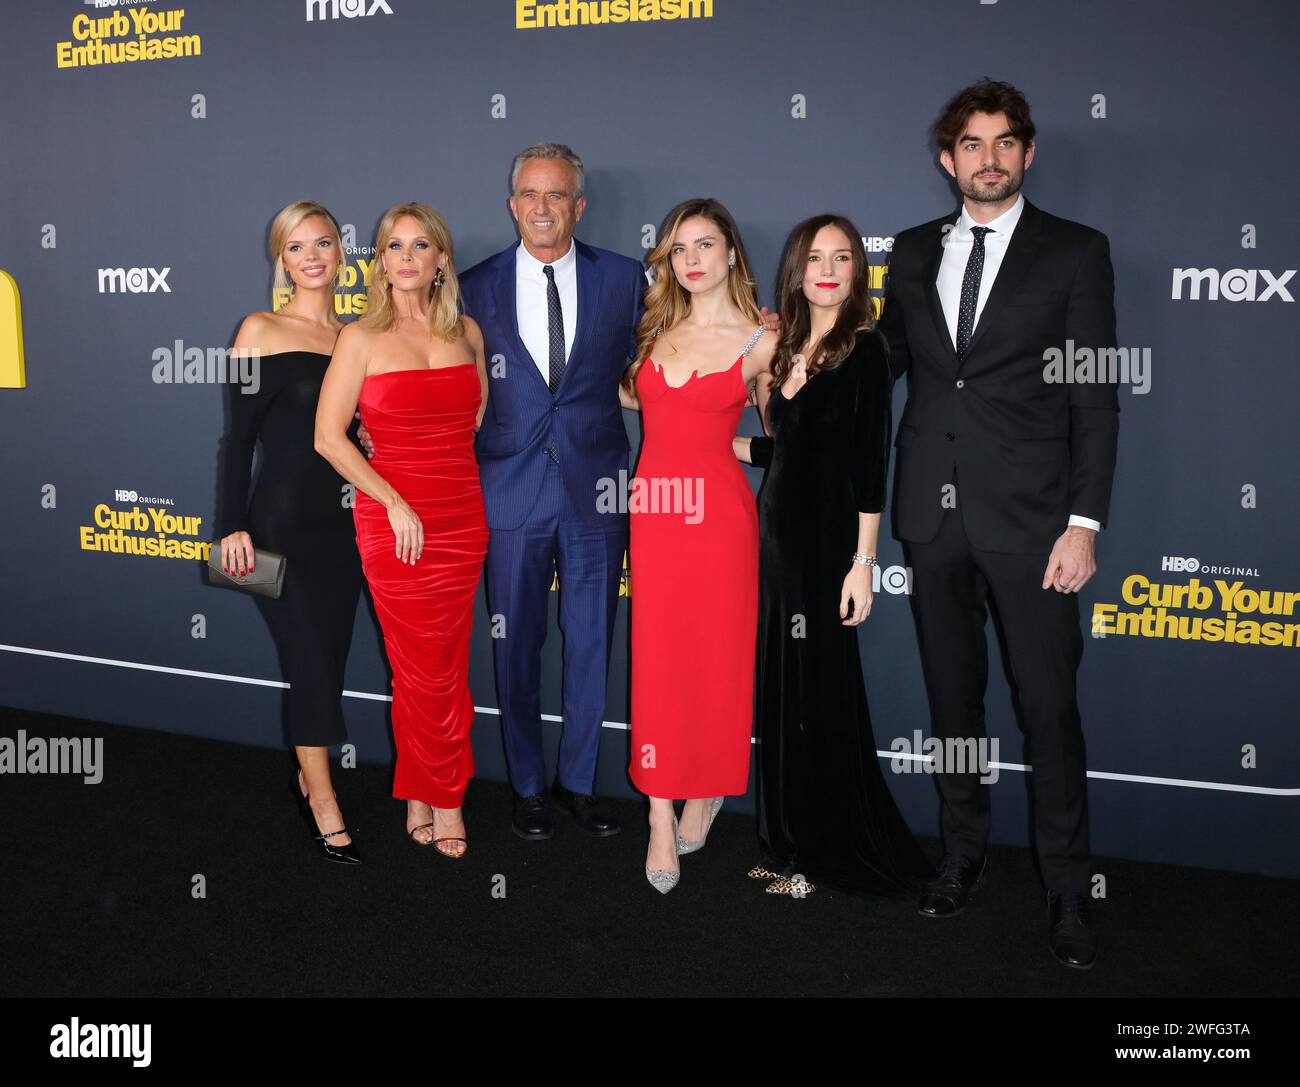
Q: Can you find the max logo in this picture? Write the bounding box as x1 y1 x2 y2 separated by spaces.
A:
306 0 393 19
1171 267 1294 302
0 270 25 389
98 267 170 293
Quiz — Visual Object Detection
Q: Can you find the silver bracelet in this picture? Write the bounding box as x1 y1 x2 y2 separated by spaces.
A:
851 553 878 568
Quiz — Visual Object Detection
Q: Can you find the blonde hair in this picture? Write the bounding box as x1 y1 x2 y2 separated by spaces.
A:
624 198 761 392
268 200 345 296
361 203 464 341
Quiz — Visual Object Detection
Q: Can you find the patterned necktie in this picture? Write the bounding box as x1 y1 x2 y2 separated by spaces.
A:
543 264 565 394
954 226 992 362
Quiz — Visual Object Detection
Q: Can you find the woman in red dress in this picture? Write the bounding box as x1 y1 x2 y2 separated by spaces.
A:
622 198 775 892
315 203 489 859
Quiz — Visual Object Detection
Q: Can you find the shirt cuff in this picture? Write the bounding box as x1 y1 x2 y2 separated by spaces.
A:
1068 514 1102 532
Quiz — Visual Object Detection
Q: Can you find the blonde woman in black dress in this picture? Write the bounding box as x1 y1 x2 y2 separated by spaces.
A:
735 214 931 897
216 200 363 864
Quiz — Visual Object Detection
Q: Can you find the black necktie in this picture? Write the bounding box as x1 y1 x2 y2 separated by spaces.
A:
955 226 992 362
543 264 565 394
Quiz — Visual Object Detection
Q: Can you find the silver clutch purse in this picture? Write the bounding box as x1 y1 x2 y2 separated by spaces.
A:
206 547 286 599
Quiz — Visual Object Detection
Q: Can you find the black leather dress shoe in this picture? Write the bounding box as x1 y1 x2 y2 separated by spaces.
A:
917 854 986 917
1048 892 1098 969
551 781 621 837
512 792 553 841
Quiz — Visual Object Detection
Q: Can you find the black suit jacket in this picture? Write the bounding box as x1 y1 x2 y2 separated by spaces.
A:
878 199 1119 554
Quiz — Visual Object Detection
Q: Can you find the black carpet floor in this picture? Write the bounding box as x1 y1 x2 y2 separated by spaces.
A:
2 706 1296 999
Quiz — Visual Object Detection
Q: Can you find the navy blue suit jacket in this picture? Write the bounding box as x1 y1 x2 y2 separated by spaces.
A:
460 240 645 531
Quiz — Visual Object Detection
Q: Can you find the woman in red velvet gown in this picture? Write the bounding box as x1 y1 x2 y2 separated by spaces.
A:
315 203 488 859
621 198 775 892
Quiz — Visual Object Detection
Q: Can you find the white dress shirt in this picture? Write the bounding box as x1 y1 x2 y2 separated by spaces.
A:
936 193 1025 348
936 195 1100 533
516 239 577 384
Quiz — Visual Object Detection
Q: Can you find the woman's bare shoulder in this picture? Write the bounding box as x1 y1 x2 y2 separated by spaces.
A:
747 325 778 363
335 320 374 344
232 311 277 350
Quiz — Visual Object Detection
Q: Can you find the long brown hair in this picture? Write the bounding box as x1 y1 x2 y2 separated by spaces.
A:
623 197 761 392
769 214 873 398
360 203 464 341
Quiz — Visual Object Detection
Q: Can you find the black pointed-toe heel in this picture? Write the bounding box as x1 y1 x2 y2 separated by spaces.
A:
293 771 362 866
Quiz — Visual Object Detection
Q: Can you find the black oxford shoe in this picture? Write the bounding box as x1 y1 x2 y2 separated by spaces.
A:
512 792 554 841
1048 892 1098 969
917 854 986 917
551 780 621 837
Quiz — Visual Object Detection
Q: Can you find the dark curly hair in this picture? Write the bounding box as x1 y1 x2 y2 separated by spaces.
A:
932 80 1035 156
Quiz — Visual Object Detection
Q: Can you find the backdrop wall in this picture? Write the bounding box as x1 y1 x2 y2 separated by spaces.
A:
2 0 1296 879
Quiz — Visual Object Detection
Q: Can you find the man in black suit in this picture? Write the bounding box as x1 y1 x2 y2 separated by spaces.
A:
878 81 1118 969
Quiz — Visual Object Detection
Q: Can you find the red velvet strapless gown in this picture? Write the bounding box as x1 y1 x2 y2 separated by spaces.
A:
354 365 488 809
628 343 759 800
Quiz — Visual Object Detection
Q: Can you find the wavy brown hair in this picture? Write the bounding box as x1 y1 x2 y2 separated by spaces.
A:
768 214 873 402
932 79 1036 156
623 198 761 393
360 203 464 341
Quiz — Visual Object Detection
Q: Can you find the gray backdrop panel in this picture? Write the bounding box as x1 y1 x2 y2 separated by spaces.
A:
1 0 1296 878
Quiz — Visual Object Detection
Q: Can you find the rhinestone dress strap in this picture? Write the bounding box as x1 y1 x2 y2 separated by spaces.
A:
741 323 765 359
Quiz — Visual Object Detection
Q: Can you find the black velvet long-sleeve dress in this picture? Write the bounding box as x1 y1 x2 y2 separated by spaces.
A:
215 351 362 748
749 329 932 896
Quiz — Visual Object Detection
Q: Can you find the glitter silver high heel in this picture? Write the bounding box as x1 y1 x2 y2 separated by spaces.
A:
645 815 680 894
676 796 723 855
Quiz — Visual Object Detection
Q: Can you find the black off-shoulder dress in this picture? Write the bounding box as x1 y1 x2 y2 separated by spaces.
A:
214 351 362 747
749 329 932 896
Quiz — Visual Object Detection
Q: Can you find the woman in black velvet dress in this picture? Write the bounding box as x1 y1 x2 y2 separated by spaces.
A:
735 214 932 898
215 200 363 864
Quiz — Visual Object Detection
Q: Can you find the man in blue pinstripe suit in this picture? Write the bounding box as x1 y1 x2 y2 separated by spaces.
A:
458 144 646 840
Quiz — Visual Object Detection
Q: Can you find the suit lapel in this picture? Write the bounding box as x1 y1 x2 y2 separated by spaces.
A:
562 241 601 395
487 248 548 392
961 199 1044 365
924 216 960 373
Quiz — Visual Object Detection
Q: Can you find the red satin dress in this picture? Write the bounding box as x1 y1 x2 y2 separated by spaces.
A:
354 364 488 809
628 329 762 800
